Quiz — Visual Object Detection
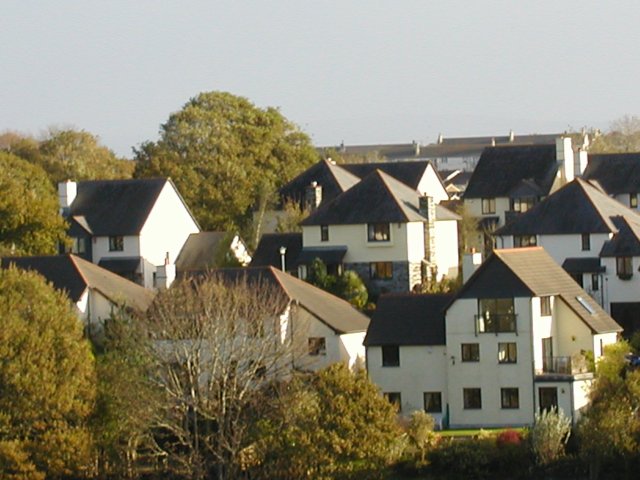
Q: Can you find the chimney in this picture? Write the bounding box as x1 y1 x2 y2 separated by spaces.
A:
305 181 323 209
155 263 176 290
419 196 436 280
58 180 77 213
574 148 588 177
437 133 444 144
556 136 574 183
413 140 420 156
462 250 483 283
509 130 515 142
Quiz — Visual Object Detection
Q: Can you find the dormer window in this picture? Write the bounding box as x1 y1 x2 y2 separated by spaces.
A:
109 236 124 252
481 198 496 214
514 235 536 247
511 197 535 213
367 223 390 242
616 256 633 280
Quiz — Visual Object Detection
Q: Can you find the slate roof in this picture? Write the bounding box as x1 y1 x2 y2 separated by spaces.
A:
0 254 155 312
301 170 460 226
583 153 640 194
341 160 440 191
600 217 640 257
250 233 303 270
67 178 194 236
175 232 232 272
194 267 369 334
453 247 622 334
496 178 640 236
296 246 348 265
463 144 558 199
364 293 452 346
278 159 360 207
561 257 605 274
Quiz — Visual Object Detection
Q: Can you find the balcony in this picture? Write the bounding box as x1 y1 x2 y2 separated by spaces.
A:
474 314 518 335
537 355 589 376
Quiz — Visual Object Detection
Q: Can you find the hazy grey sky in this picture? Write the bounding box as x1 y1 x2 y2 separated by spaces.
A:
2 1 639 157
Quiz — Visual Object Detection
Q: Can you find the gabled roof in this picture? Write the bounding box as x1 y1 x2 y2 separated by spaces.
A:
364 293 452 346
278 159 360 207
495 178 640 236
583 152 640 195
175 232 239 272
600 216 640 257
341 160 440 191
67 178 187 236
463 144 558 199
301 169 459 226
453 247 621 334
198 267 369 334
250 233 303 269
0 254 155 312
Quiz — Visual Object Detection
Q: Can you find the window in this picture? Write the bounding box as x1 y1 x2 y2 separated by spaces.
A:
481 197 496 214
384 392 402 411
72 237 86 254
109 236 124 251
591 274 599 291
424 392 442 413
539 387 558 412
498 343 517 363
370 262 393 280
616 256 633 279
463 388 482 409
501 388 520 409
461 343 480 362
511 197 535 213
320 225 329 242
382 345 400 367
367 223 390 242
514 235 536 247
308 337 326 356
631 193 638 208
540 296 551 316
581 233 590 251
477 298 516 333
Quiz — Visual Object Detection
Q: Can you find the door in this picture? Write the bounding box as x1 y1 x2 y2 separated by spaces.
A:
539 387 558 412
542 337 553 372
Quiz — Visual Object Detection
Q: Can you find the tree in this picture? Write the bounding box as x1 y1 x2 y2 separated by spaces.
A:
530 407 571 466
133 91 319 231
2 129 133 184
275 199 310 234
0 151 69 255
589 115 640 153
577 341 640 479
306 259 368 309
254 363 402 479
0 266 96 478
139 274 300 480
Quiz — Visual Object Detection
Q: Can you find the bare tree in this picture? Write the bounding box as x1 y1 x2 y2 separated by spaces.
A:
142 274 303 480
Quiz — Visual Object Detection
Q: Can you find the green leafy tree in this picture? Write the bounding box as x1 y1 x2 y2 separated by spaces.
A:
0 151 69 255
275 199 310 234
405 411 438 465
133 91 319 231
3 129 133 183
307 258 368 309
577 341 640 479
0 266 96 478
590 115 640 153
255 363 401 479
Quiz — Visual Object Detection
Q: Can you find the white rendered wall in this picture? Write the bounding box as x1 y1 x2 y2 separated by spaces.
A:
140 182 200 266
367 344 448 424
417 165 449 203
434 220 460 278
601 256 640 303
464 197 512 227
91 235 141 263
339 331 367 369
445 297 535 428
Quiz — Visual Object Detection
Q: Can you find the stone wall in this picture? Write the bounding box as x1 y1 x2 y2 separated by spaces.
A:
345 261 422 296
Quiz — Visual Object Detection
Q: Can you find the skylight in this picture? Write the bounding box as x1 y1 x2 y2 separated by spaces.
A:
576 296 595 315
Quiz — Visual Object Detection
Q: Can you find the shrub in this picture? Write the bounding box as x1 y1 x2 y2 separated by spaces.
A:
530 408 571 465
496 429 522 447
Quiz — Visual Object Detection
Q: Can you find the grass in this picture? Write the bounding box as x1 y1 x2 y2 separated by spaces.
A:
437 426 526 437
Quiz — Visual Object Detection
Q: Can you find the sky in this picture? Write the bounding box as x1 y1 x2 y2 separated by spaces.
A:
2 1 640 158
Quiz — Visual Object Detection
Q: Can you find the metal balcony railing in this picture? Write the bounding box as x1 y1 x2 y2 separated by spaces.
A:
474 314 517 335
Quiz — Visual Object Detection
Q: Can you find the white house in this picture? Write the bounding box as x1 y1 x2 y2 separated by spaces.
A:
364 293 452 426
494 178 640 336
0 254 155 342
364 247 621 428
59 178 200 289
299 169 460 295
463 138 577 256
194 266 370 371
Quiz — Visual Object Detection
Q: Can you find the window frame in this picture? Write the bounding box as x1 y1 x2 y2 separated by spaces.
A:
581 233 591 251
514 234 537 247
370 261 393 280
308 337 327 356
501 388 520 409
367 223 391 242
384 392 402 411
461 343 480 362
616 256 633 279
423 392 442 413
481 197 496 214
540 296 552 316
477 298 516 334
591 274 599 291
381 345 400 367
631 193 638 209
463 388 482 409
108 235 124 252
320 225 329 242
511 196 535 213
498 342 517 364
